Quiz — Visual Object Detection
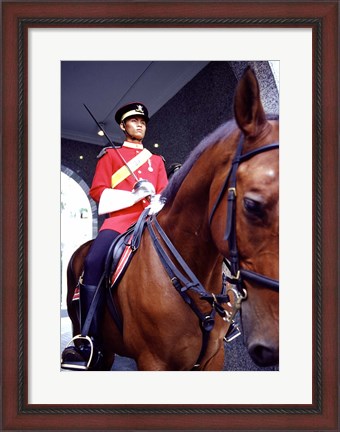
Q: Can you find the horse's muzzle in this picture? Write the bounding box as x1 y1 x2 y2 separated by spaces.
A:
248 341 279 367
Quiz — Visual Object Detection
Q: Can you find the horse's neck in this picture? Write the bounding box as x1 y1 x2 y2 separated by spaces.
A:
158 210 222 287
158 161 222 285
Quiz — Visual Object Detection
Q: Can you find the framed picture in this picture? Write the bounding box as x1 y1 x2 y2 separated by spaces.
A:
2 1 338 431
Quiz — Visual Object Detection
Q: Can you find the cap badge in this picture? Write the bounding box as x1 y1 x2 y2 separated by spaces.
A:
136 105 144 114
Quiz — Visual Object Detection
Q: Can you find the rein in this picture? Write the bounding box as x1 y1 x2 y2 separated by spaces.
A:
143 133 279 368
209 134 279 294
147 215 241 368
105 133 279 369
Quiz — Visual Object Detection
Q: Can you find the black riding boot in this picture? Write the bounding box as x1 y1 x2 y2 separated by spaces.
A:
61 283 104 371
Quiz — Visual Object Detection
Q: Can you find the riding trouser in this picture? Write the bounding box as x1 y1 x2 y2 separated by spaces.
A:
83 229 120 286
61 229 119 370
81 229 120 338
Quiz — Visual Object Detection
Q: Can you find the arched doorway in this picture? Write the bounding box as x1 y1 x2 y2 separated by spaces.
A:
60 170 96 309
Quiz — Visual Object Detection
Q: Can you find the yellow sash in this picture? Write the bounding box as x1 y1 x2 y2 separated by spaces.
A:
111 148 153 188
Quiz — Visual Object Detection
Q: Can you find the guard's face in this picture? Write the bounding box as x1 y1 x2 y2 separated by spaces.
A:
121 115 147 141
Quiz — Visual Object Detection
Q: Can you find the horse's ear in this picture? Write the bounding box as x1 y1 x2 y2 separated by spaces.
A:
234 66 267 137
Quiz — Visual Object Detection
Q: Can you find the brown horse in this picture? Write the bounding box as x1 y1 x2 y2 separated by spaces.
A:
65 67 279 370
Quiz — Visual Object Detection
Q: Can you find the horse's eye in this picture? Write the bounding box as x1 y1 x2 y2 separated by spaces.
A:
243 197 263 217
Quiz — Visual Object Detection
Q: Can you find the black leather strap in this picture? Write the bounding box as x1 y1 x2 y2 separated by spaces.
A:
210 135 280 293
81 273 106 337
147 216 231 366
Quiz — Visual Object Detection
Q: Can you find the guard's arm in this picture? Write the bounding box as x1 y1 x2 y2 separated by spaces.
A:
98 180 155 215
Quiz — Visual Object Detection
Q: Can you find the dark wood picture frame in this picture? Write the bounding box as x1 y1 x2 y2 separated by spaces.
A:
2 1 338 430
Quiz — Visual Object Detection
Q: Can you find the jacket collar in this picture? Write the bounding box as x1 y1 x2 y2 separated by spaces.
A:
122 141 144 150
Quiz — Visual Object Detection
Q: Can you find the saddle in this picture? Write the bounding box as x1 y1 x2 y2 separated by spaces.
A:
102 209 149 332
104 226 135 286
105 207 149 285
72 208 149 314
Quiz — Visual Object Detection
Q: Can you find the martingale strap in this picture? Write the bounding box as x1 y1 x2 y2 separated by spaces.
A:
147 216 230 366
103 206 232 366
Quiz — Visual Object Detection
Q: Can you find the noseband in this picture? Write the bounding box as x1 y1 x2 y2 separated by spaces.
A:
209 134 279 295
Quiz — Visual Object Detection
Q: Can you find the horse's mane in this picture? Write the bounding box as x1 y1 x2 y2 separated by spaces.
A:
161 119 237 203
161 114 279 204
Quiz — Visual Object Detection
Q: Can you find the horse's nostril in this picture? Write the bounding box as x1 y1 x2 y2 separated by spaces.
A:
249 344 279 367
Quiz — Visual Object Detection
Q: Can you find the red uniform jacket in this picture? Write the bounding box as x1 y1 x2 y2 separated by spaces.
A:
90 141 168 233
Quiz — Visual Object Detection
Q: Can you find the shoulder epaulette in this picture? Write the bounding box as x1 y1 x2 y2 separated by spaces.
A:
96 144 123 159
96 146 110 159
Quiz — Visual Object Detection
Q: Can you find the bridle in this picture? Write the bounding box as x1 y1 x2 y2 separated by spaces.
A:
143 133 279 367
209 133 279 296
105 132 280 369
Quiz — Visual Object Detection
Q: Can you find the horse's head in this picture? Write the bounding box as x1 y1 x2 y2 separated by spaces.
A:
209 67 279 367
161 67 279 368
234 67 279 367
236 149 279 366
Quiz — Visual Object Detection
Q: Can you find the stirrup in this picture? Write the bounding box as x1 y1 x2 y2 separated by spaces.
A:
62 335 94 370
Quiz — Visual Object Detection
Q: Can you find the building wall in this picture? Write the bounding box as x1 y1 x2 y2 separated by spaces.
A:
61 138 101 188
61 60 279 228
143 61 238 167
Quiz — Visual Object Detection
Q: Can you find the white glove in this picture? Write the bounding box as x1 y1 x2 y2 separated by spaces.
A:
146 194 166 215
131 179 155 201
98 180 156 216
98 189 135 215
